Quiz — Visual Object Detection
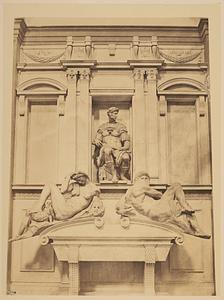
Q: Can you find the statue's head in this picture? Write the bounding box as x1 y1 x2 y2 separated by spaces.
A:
70 172 89 186
107 106 119 122
134 171 150 185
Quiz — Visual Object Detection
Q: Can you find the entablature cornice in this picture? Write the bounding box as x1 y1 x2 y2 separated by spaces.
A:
128 59 163 68
11 184 213 193
61 60 97 69
16 62 208 72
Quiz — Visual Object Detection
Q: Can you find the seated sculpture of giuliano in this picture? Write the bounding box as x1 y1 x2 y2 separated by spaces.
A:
11 172 103 241
116 171 210 239
92 106 131 183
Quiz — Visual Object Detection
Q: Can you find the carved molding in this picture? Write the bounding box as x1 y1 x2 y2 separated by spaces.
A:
64 36 93 60
85 36 92 57
132 36 139 57
145 245 156 263
72 46 85 59
145 68 158 81
57 95 66 116
14 18 27 44
132 36 159 60
79 68 91 80
204 72 210 89
13 192 41 201
133 68 145 81
65 36 73 59
17 77 67 94
158 78 207 94
18 95 26 116
158 48 202 64
198 95 206 117
22 49 65 63
66 68 79 81
140 45 152 58
108 43 116 56
159 95 167 116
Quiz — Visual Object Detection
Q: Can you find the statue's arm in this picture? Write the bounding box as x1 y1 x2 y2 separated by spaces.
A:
92 130 103 147
60 174 72 194
120 130 130 151
144 187 162 199
121 140 130 151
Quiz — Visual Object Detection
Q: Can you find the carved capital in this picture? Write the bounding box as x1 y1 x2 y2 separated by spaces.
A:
79 68 91 80
145 68 158 81
133 68 145 81
66 68 78 81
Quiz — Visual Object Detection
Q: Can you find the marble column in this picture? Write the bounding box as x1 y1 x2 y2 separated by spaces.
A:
76 68 91 174
132 68 147 174
59 68 78 179
145 68 159 180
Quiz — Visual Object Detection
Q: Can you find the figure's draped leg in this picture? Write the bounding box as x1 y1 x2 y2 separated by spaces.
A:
29 185 52 212
119 152 130 180
172 183 194 212
30 184 70 220
103 147 117 182
161 183 194 212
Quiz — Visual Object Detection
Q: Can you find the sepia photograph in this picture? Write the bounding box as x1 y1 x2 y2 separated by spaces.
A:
0 0 223 298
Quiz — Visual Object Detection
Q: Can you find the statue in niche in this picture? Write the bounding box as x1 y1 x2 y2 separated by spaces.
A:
92 106 131 183
10 172 104 241
116 171 210 239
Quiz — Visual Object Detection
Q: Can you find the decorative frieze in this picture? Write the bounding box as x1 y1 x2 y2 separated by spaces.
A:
158 48 203 64
22 49 65 63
